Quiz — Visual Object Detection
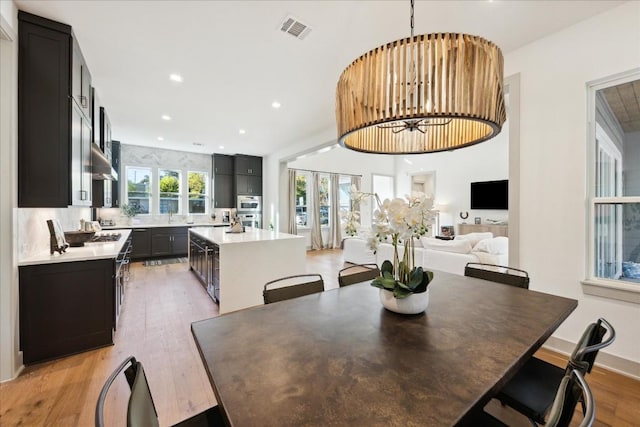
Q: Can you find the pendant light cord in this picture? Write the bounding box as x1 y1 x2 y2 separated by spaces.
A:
410 0 415 38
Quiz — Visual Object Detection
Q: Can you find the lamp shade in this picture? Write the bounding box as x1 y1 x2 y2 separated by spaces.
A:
336 33 506 154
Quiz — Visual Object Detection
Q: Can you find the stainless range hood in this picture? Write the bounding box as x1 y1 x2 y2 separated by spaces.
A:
91 143 118 180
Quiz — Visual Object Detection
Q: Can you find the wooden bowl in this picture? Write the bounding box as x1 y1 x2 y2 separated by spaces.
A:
64 231 95 247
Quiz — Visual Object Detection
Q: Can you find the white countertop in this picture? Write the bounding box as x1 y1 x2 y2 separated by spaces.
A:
101 222 230 230
189 227 302 245
18 229 132 266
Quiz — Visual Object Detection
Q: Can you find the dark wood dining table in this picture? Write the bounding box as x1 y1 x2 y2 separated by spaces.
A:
191 271 577 426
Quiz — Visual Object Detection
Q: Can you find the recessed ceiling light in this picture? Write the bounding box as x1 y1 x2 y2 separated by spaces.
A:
219 145 225 150
161 115 172 121
193 142 203 146
169 74 183 82
239 129 246 135
157 136 164 141
272 101 281 109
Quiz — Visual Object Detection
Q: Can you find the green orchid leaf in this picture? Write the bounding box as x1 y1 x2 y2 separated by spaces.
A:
380 260 394 275
396 281 410 290
393 287 411 299
382 270 394 280
408 267 424 288
381 278 397 290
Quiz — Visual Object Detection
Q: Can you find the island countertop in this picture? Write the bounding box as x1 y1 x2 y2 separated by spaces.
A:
18 229 132 266
189 226 303 245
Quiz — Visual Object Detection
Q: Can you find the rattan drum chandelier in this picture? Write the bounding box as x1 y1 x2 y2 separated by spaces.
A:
336 0 506 154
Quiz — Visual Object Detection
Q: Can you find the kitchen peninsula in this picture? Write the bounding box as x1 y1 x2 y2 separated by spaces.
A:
188 227 306 314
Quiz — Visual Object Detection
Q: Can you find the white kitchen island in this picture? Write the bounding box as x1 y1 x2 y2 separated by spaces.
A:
188 227 306 314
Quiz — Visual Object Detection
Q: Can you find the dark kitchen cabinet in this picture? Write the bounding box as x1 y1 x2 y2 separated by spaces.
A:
92 107 114 208
214 174 234 208
130 228 151 259
234 155 262 176
18 11 93 207
19 259 115 364
235 174 262 195
111 141 121 207
214 154 234 175
213 154 234 208
151 227 188 257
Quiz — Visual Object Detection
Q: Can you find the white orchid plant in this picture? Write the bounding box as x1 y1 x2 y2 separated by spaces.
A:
348 187 438 298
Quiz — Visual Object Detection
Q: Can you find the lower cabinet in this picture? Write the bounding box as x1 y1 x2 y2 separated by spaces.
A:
151 227 188 257
189 231 219 303
130 228 151 259
19 259 115 364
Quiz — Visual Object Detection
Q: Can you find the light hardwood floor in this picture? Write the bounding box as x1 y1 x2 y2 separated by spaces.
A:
1 250 638 426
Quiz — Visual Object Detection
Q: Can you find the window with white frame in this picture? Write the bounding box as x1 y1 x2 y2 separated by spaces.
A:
188 171 208 214
294 171 335 227
589 79 640 287
318 174 330 226
295 172 308 227
338 175 352 218
159 169 181 214
126 166 152 214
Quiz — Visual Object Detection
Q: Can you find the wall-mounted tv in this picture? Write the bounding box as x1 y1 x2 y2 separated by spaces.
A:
470 180 508 210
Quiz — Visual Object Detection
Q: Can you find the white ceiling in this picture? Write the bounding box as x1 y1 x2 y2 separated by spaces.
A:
16 0 625 156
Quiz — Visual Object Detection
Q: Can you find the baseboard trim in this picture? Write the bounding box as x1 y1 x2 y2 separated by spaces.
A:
544 336 640 380
0 363 24 384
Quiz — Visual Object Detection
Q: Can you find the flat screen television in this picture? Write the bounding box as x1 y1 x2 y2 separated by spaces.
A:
470 180 508 210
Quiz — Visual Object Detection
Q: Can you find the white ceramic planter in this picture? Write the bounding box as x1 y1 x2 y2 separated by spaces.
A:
379 287 430 314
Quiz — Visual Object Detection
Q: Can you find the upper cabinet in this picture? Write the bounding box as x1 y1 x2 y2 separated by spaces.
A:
234 155 262 176
18 11 92 207
214 154 234 175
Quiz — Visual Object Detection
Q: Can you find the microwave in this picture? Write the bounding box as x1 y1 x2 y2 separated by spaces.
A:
239 213 261 229
237 195 261 212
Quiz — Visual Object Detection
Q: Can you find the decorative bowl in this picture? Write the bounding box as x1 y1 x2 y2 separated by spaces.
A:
63 230 95 247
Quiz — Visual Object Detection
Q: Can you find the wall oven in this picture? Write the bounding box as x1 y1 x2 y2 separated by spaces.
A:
237 195 261 212
239 213 262 229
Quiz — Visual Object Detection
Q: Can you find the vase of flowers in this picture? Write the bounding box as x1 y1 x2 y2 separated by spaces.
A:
351 190 436 314
120 203 140 225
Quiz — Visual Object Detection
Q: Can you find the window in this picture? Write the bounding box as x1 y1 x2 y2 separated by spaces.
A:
159 169 181 214
295 173 308 226
188 171 208 214
587 74 640 293
126 167 151 214
318 174 330 226
372 174 395 204
338 175 352 217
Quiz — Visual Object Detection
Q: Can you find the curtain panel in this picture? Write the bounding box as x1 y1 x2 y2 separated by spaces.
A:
288 169 297 235
310 172 323 250
327 173 342 249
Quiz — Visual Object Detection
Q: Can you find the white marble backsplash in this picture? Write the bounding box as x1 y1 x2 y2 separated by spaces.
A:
17 207 91 260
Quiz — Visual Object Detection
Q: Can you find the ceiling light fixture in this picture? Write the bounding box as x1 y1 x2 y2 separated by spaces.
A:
239 129 246 135
335 0 506 154
161 115 172 121
157 137 164 141
219 145 225 150
169 74 183 82
272 101 281 109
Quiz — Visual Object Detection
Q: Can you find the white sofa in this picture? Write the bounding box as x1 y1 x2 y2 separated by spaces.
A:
345 232 509 276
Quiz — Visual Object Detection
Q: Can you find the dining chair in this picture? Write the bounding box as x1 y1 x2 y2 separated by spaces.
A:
338 263 380 287
496 318 614 426
263 274 324 304
476 369 595 427
95 356 225 427
464 262 530 289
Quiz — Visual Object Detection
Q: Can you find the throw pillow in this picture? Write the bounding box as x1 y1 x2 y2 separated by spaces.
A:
622 261 640 279
454 232 494 247
473 236 509 255
423 238 473 254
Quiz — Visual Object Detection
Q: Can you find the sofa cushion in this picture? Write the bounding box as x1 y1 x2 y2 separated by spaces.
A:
473 236 509 255
454 232 494 247
422 238 473 254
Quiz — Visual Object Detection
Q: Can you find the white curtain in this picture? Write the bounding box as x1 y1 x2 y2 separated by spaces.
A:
327 173 342 249
310 172 323 250
288 169 297 235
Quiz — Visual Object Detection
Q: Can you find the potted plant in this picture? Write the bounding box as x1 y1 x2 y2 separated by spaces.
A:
120 203 140 225
350 190 437 313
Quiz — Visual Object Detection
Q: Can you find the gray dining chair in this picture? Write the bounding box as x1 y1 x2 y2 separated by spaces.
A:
464 262 530 289
263 274 324 304
338 263 380 287
496 318 614 426
477 369 595 427
95 356 225 427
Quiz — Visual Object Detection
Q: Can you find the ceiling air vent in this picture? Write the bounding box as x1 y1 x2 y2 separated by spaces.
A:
279 15 312 40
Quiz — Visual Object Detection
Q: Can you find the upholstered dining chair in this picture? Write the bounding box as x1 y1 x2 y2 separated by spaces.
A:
476 369 595 427
464 262 530 289
263 274 324 304
338 264 380 287
496 318 614 426
96 356 225 427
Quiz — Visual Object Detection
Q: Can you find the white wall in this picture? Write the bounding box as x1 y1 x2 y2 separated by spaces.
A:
0 0 19 382
504 1 640 369
393 120 509 229
287 145 396 247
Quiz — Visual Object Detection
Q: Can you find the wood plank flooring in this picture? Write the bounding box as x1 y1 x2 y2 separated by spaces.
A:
1 249 638 426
